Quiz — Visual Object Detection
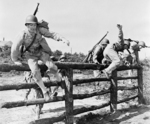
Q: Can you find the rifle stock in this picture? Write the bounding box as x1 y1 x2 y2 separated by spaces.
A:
83 31 109 63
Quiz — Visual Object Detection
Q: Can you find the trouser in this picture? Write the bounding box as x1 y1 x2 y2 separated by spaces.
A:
103 45 121 74
25 51 60 94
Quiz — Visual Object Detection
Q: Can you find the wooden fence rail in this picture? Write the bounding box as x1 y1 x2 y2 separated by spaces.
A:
0 76 138 91
1 90 110 108
0 63 144 124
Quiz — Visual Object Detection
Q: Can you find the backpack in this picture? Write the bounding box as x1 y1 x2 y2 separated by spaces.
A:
38 20 49 29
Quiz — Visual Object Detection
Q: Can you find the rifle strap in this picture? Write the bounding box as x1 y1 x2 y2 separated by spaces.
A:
23 33 37 53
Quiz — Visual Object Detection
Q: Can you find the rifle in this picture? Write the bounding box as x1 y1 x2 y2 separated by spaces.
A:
33 3 39 15
83 31 109 63
124 38 150 48
145 46 150 48
124 38 139 43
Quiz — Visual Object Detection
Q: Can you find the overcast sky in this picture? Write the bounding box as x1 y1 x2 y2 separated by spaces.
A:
0 0 150 59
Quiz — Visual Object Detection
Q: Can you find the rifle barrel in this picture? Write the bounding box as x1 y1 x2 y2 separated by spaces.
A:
33 3 39 15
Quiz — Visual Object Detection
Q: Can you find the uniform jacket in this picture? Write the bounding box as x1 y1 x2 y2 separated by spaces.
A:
11 27 65 62
92 44 105 64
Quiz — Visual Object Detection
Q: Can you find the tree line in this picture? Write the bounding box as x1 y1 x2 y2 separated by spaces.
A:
0 45 150 68
0 45 86 63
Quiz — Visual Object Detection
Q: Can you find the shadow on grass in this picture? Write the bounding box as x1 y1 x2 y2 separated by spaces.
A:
76 105 150 124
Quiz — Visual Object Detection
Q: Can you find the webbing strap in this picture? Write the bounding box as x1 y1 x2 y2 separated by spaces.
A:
23 34 37 53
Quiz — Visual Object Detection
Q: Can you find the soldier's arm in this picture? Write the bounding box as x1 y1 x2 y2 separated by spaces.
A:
39 27 69 46
11 32 24 62
117 24 124 45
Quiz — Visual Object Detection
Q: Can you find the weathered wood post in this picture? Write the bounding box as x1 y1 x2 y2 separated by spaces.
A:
137 66 144 104
110 70 117 112
136 50 144 104
63 68 74 124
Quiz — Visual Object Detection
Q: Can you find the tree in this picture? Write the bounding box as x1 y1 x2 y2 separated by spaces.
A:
53 50 62 58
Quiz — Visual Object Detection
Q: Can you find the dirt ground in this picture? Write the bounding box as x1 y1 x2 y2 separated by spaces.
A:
1 74 150 124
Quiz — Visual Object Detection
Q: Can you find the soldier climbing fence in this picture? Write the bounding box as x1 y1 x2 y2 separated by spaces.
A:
0 62 144 124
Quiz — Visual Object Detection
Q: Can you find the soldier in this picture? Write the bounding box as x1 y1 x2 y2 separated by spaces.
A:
102 24 130 79
92 38 110 64
119 40 147 66
92 38 109 77
11 15 70 101
125 40 146 84
129 40 146 65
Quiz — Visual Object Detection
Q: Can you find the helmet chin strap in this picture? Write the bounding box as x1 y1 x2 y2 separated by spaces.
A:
28 27 37 34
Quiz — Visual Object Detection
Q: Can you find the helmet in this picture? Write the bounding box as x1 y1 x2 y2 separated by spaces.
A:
124 40 130 46
101 38 109 45
59 54 66 60
138 41 146 47
25 15 38 26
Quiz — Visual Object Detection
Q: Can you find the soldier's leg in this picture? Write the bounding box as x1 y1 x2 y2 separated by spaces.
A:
40 52 62 96
35 88 43 119
23 71 31 100
103 47 121 77
40 52 62 82
27 58 50 101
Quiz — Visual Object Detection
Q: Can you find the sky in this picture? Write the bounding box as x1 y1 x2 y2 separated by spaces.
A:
0 0 150 59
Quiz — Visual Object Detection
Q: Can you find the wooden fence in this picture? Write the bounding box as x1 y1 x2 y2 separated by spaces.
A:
0 62 144 124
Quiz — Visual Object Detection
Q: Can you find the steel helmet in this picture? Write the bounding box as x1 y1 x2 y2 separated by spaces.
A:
25 15 38 26
138 41 146 47
60 54 66 60
101 38 109 45
124 40 130 46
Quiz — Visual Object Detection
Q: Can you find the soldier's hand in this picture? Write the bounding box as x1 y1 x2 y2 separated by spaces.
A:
117 24 122 29
14 61 23 66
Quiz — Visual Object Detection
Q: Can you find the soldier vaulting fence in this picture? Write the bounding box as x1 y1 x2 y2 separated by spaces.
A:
0 62 144 124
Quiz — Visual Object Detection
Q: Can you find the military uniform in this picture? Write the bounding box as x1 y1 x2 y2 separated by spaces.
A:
11 15 69 100
129 41 140 64
92 39 109 77
92 44 106 64
127 41 144 84
103 25 124 76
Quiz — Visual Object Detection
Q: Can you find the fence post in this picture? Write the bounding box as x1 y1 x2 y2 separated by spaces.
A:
63 68 73 124
110 70 117 112
137 66 144 104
